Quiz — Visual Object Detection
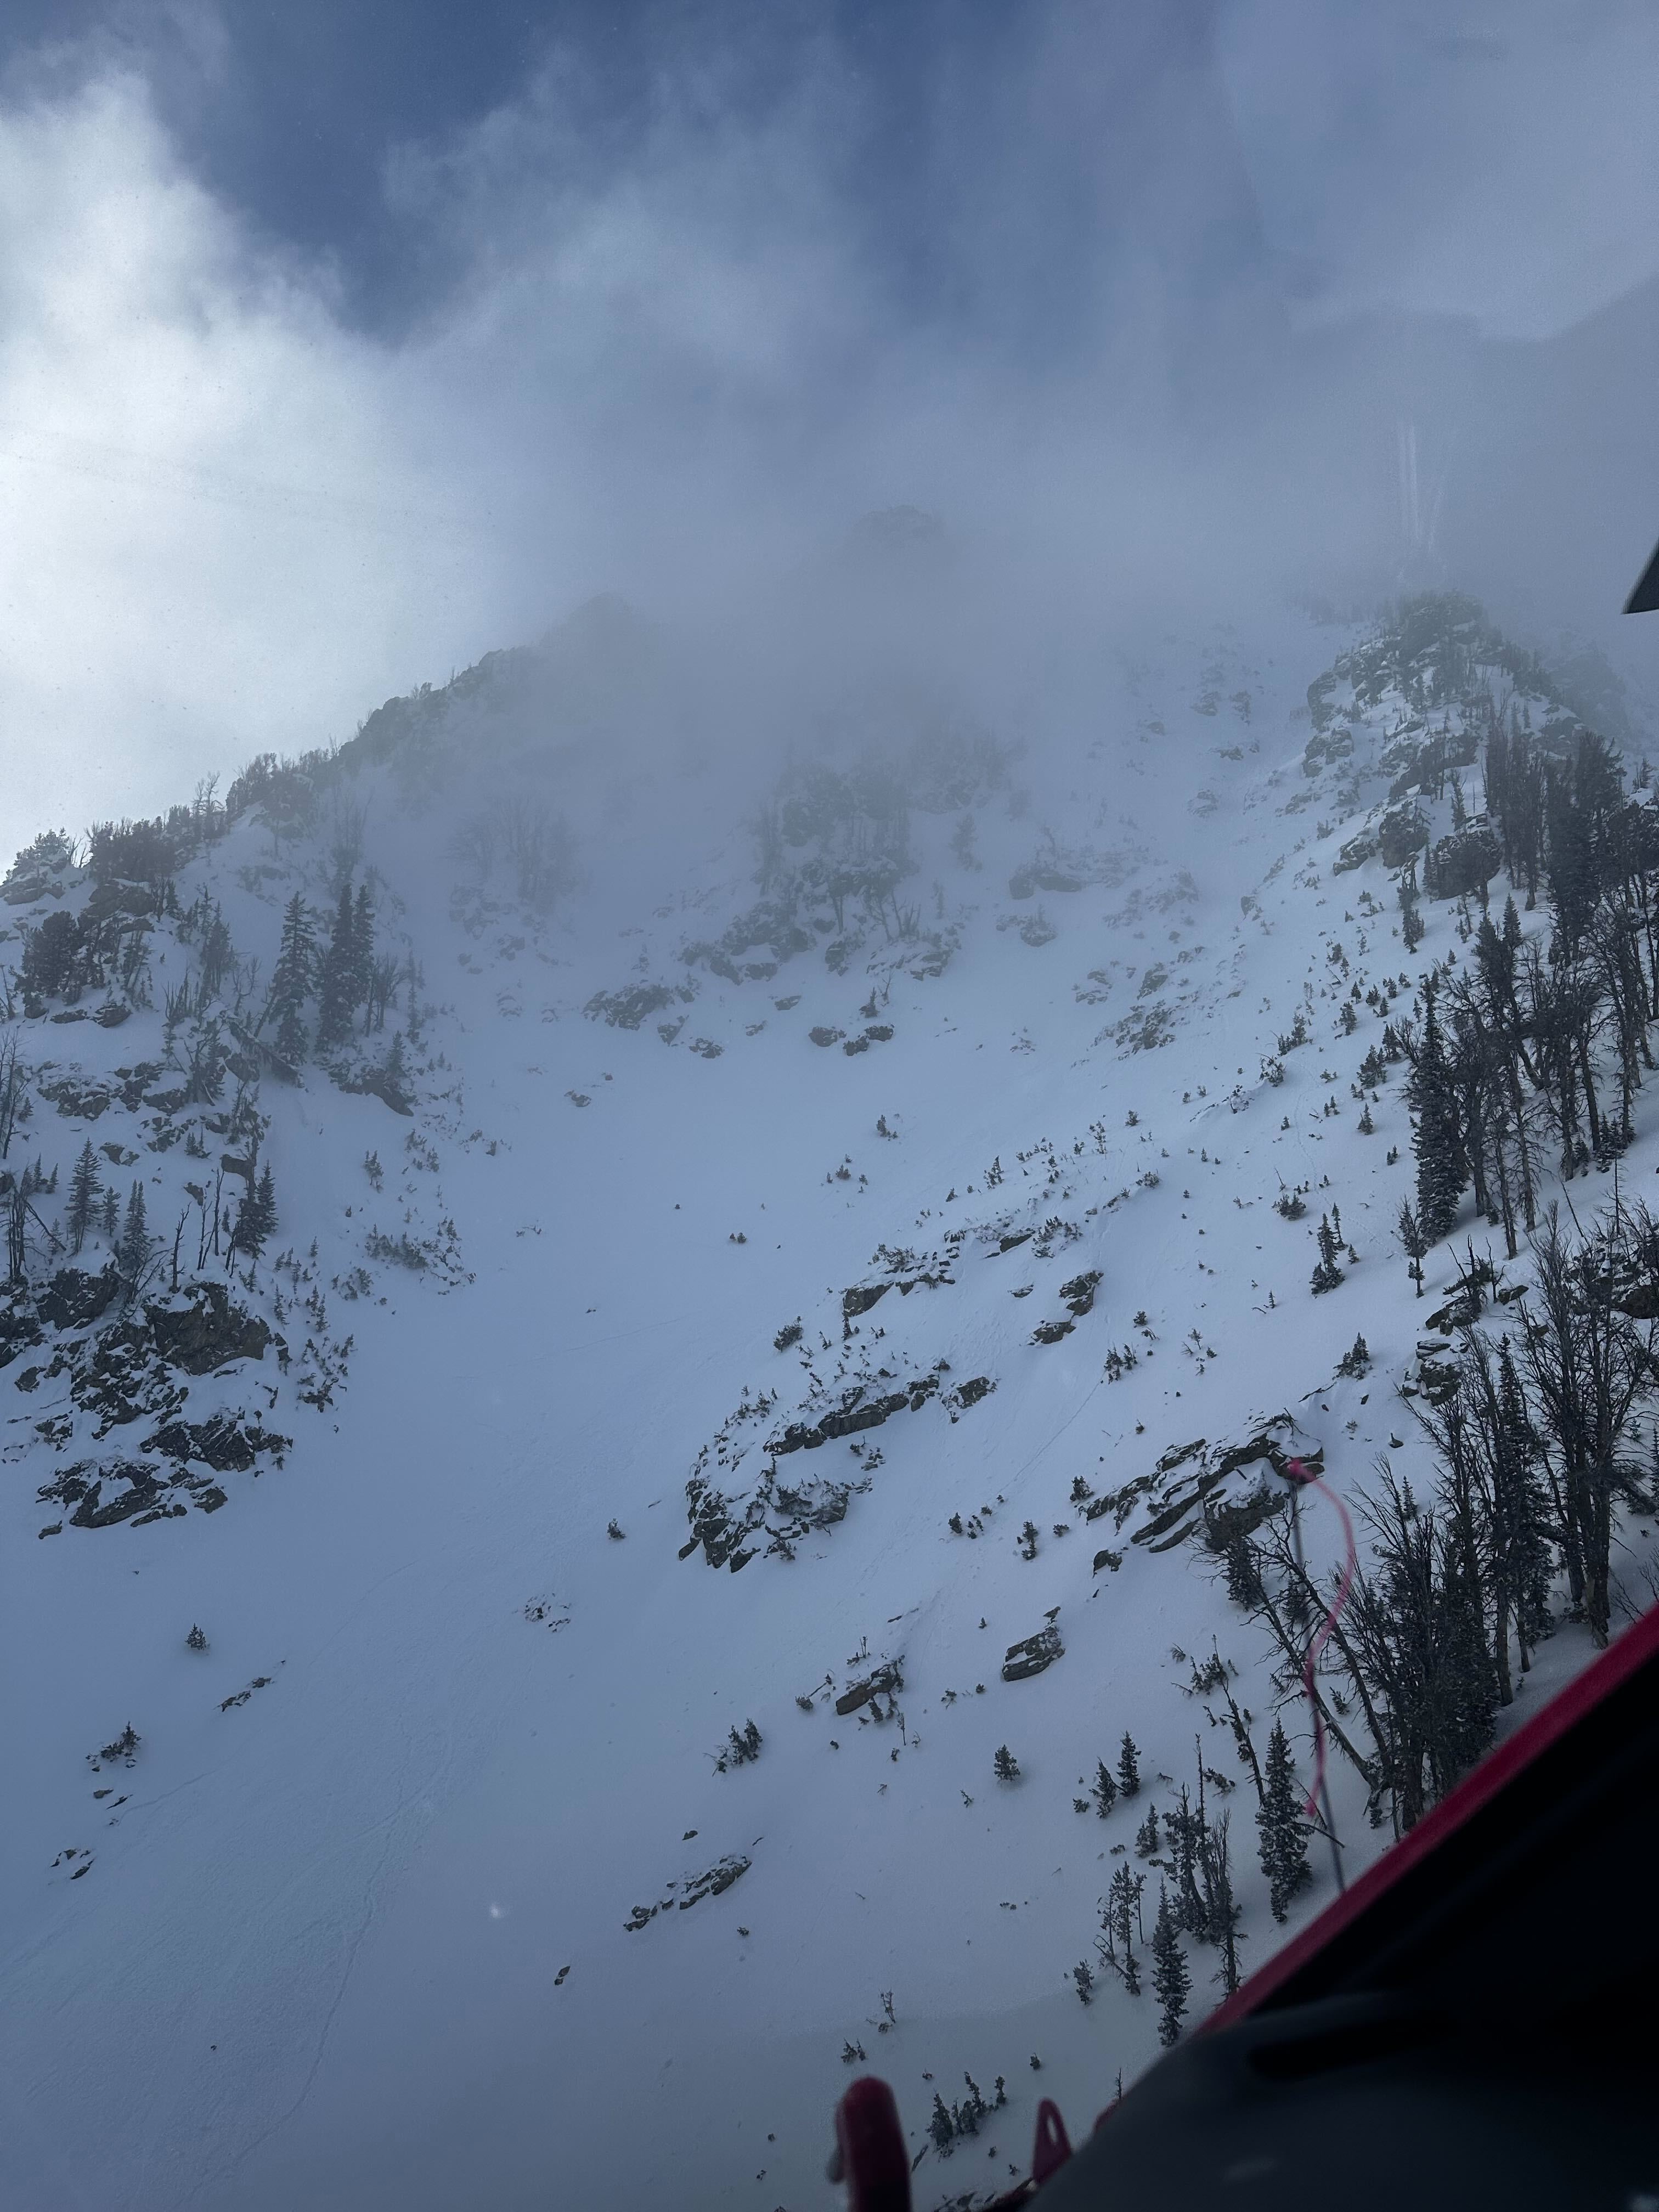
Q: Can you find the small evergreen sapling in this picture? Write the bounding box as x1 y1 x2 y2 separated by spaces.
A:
955 2074 990 2137
89 1724 140 1769
1135 1803 1161 1857
1397 1199 1427 1296
993 1744 1020 1782
1090 1758 1118 1818
1116 1731 1142 1798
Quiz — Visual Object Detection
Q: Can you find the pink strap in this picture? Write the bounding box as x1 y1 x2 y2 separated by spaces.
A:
1031 2098 1073 2183
833 2078 911 2212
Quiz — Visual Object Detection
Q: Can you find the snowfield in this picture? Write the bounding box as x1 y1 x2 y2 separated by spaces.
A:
2 582 1651 2210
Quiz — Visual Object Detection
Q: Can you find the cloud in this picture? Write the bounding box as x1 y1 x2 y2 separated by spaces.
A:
0 71 509 865
2 7 1657 878
0 18 1291 874
1219 0 1659 340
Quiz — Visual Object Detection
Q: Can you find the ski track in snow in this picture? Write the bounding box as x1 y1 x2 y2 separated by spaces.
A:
1 597 1650 2211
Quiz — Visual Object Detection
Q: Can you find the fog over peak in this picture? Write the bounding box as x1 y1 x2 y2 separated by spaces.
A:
1 1 1656 865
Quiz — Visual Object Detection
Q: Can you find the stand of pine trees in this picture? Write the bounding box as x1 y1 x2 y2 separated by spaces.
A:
267 879 381 1066
1221 1198 1659 1838
1097 1735 1250 2025
1401 726 1659 1274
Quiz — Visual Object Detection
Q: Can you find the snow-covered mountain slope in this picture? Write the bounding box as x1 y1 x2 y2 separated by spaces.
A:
3 584 1654 2211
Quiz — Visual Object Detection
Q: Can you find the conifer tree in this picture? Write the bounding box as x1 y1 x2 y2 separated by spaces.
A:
1103 1864 1144 1995
1256 1719 1313 1923
316 884 357 1050
993 1745 1020 1782
66 1140 100 1254
1151 1883 1191 2046
117 1182 150 1282
1116 1731 1141 1798
198 904 235 1000
1311 1211 1345 1293
1199 1810 1243 1993
251 1163 277 1250
1135 1803 1160 1857
956 2074 990 2135
351 884 375 1030
233 1162 276 1268
1090 1758 1118 1818
1494 1337 1554 1668
1502 893 1523 959
1409 982 1467 1243
1167 1784 1206 1938
100 1187 119 1239
265 893 316 1065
